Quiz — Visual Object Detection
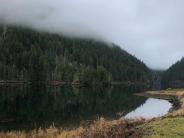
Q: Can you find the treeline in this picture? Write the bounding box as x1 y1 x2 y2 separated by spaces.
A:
162 57 184 88
0 25 152 85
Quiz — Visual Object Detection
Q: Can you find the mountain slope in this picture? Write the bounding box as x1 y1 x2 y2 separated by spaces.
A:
162 58 184 88
0 25 152 85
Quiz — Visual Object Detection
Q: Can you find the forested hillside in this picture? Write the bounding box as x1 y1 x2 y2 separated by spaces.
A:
152 70 164 90
0 25 152 85
162 58 184 88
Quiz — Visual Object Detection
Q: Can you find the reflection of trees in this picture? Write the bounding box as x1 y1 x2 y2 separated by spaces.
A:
0 85 146 129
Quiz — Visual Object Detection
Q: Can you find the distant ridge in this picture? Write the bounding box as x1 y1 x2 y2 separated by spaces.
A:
162 57 184 88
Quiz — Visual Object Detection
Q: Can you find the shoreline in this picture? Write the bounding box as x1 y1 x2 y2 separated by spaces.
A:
0 80 150 87
137 89 184 137
135 91 181 113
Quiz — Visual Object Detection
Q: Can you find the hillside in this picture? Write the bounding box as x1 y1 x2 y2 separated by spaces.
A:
152 70 164 90
0 25 152 85
162 57 184 88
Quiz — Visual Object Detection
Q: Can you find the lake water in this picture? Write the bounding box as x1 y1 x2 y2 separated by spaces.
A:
0 84 147 131
125 98 172 119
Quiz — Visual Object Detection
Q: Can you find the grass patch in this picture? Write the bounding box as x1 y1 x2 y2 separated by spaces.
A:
141 117 184 138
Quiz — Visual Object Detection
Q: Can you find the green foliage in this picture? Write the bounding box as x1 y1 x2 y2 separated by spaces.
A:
0 25 152 84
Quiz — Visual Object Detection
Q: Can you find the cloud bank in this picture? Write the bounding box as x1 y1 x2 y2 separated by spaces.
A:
0 0 184 69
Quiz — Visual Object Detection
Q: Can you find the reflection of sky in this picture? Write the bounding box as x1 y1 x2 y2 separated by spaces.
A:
124 98 172 119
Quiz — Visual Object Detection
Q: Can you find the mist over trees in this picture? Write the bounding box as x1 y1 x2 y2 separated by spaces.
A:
0 25 152 85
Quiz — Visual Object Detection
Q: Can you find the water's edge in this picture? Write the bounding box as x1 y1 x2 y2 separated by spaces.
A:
124 98 172 119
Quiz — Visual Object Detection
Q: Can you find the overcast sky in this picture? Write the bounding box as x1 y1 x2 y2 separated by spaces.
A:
0 0 184 69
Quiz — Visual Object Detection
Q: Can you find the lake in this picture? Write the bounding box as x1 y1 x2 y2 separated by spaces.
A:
0 84 147 131
125 98 172 119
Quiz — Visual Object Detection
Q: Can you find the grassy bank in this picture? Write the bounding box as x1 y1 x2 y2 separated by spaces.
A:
0 118 146 138
141 117 184 138
139 89 184 138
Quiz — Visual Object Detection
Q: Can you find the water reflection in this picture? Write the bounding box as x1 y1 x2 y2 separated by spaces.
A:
0 84 147 131
125 98 172 119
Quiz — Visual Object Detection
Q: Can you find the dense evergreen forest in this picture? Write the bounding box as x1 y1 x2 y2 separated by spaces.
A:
0 25 152 85
162 58 184 88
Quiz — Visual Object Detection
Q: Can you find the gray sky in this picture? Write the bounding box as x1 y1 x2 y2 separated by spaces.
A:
0 0 184 69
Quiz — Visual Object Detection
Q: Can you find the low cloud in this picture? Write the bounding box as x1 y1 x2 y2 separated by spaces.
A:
0 0 184 69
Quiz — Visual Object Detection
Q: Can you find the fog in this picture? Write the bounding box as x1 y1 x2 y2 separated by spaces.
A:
1 0 184 69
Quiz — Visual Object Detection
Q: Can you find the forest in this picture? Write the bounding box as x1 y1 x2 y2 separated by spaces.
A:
0 25 152 85
162 57 184 88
